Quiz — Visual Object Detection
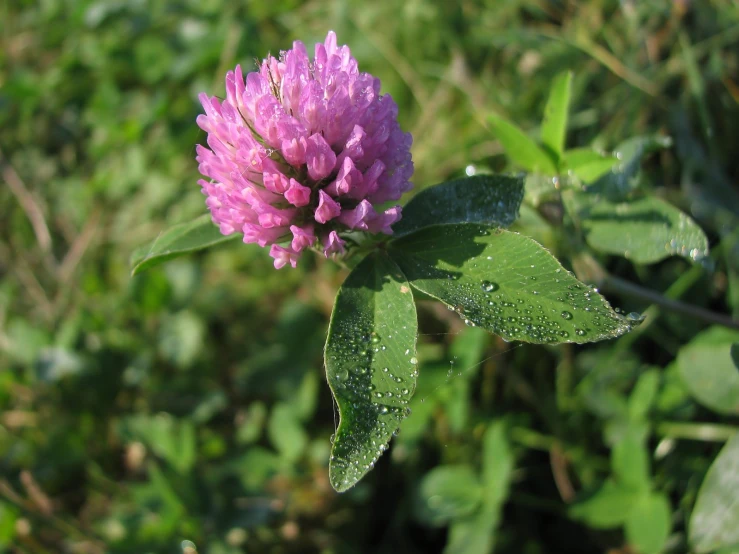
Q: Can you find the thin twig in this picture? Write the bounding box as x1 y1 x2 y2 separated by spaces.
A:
0 147 55 263
601 273 739 331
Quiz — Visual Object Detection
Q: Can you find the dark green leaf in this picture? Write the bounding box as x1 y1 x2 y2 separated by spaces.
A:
393 175 524 238
569 193 709 264
541 71 572 161
390 224 631 344
677 327 739 415
690 434 739 553
130 214 238 276
417 465 482 526
488 114 558 174
625 492 672 554
325 252 418 492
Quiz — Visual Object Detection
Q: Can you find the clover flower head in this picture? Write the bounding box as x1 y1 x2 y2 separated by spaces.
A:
196 31 414 269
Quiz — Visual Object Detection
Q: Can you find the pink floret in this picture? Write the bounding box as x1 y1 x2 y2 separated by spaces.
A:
195 31 414 268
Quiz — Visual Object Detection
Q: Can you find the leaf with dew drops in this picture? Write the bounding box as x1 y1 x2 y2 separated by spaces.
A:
389 223 632 344
393 175 524 238
566 193 709 265
325 251 418 492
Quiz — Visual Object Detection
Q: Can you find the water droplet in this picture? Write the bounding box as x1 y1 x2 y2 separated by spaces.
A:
336 369 349 382
409 357 418 365
371 332 381 344
626 312 646 326
575 328 586 336
561 311 573 320
481 280 499 293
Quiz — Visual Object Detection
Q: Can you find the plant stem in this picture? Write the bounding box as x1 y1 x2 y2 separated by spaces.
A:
656 422 737 442
601 274 739 331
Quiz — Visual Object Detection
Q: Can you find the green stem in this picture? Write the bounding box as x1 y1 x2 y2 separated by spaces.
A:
656 422 737 442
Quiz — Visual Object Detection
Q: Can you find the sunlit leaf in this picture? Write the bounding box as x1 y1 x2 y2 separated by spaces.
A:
569 193 709 264
677 327 739 415
130 214 238 276
390 224 631 344
690 434 739 553
488 114 558 174
561 148 618 182
541 71 572 161
325 252 417 492
393 175 524 237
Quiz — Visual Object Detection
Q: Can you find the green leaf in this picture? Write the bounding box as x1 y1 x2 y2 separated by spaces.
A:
488 113 558 174
417 465 482 526
570 480 640 529
541 71 572 161
561 148 618 182
587 135 672 199
130 214 238 276
629 370 660 422
444 421 513 554
569 193 709 264
267 402 308 462
389 224 631 344
677 327 739 415
612 426 651 492
481 421 514 503
689 434 739 553
625 492 672 554
393 175 524 238
325 252 418 492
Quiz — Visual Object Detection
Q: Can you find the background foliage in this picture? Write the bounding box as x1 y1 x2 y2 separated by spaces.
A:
1 0 739 553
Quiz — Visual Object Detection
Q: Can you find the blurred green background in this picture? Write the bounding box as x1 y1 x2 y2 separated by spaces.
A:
1 0 739 553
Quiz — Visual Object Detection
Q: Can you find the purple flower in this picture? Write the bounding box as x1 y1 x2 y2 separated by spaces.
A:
196 31 414 269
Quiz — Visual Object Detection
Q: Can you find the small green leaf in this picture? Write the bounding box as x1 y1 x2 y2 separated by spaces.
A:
561 148 618 182
417 465 482 526
393 175 524 238
570 193 709 264
629 370 660 422
390 224 631 344
444 421 513 554
488 113 558 174
588 135 672 198
612 427 651 492
677 327 739 415
267 402 308 462
689 434 739 553
541 71 572 161
625 492 672 554
570 480 639 529
325 252 417 492
481 421 514 503
130 214 238 276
